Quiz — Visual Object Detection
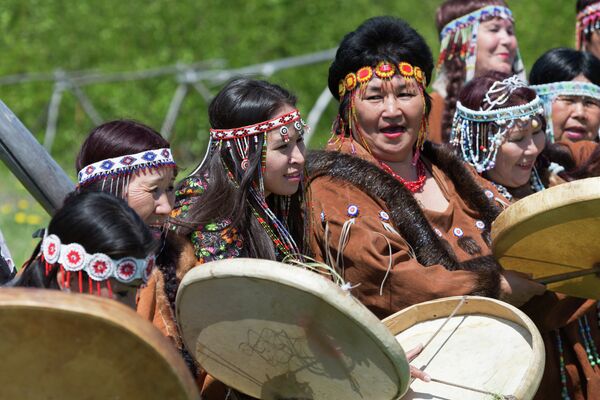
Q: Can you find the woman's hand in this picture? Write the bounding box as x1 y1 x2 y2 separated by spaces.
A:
406 343 431 382
499 270 546 307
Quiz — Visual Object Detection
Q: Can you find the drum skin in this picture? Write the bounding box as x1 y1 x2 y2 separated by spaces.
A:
383 296 545 400
0 288 199 399
492 177 600 299
176 258 410 400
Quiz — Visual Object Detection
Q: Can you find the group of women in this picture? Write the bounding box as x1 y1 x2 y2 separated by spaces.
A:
4 0 600 399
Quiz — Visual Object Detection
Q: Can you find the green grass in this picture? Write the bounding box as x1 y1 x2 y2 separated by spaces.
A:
0 0 577 266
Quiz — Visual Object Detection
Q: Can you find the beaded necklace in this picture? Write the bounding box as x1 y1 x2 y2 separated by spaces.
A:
491 168 545 202
379 158 427 193
555 331 572 400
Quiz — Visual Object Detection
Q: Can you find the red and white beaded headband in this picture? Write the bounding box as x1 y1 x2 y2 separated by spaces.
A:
41 233 154 286
209 109 305 140
338 61 427 98
78 148 176 185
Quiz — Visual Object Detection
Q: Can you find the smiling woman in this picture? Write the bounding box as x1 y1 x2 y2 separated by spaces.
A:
429 0 526 143
136 78 309 400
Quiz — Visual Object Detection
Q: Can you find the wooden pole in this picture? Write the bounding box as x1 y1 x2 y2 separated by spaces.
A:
0 99 74 215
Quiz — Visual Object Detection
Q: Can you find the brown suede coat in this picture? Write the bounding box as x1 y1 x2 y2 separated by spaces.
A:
307 139 505 319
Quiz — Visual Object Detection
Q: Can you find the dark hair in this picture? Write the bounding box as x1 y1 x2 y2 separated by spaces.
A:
436 0 510 141
172 78 305 260
529 48 600 86
328 16 434 135
7 191 157 289
76 120 174 197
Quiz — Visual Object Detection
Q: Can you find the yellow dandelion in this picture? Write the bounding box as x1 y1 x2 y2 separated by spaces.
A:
0 204 12 214
14 212 27 224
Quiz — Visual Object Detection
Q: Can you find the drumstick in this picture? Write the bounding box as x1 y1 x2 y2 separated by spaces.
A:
535 265 600 285
429 377 516 400
422 296 467 349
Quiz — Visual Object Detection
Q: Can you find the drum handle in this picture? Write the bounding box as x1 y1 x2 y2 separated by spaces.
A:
535 265 600 285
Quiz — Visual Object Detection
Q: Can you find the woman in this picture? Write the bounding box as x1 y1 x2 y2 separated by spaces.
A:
76 119 177 226
7 191 157 308
429 0 526 143
138 78 308 399
577 0 600 59
529 48 600 145
307 16 543 322
453 73 600 399
451 73 547 202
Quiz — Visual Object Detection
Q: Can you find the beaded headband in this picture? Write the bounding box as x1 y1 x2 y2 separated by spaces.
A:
337 61 426 98
41 233 154 295
451 76 544 172
435 5 525 87
577 3 600 50
209 110 305 141
78 148 175 185
531 81 600 142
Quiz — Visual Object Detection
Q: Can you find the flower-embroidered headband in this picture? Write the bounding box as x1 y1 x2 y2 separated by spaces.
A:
451 76 544 172
337 61 426 98
41 233 154 294
577 3 600 50
531 81 600 142
78 148 175 185
435 5 525 84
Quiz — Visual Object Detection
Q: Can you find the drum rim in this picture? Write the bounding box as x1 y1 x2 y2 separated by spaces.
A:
491 176 600 252
383 295 545 400
176 258 411 399
0 287 199 399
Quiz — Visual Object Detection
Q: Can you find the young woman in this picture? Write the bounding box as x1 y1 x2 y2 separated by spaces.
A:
529 48 600 145
6 191 157 308
451 73 547 202
137 78 308 399
452 73 600 399
429 0 526 143
307 16 544 323
577 0 600 59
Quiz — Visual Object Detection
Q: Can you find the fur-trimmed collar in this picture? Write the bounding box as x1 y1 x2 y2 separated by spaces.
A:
307 141 502 273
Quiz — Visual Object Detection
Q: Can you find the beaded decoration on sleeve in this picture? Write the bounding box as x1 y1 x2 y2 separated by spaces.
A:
334 60 428 163
41 233 154 297
577 3 600 50
451 76 544 173
435 5 525 85
531 81 600 142
194 109 307 259
78 148 176 198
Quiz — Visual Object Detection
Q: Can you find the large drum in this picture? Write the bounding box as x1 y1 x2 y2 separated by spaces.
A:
0 288 199 399
176 258 410 400
384 296 545 400
492 177 600 299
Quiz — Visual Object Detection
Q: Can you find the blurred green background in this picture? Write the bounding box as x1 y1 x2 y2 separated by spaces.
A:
0 0 576 267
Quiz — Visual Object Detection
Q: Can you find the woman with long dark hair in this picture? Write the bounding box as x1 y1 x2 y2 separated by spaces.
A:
138 78 308 399
429 0 526 143
7 191 157 308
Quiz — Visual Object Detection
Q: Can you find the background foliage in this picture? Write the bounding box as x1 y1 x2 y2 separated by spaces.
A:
0 0 576 266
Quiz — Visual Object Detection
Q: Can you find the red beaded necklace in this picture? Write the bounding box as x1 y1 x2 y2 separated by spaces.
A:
379 158 427 193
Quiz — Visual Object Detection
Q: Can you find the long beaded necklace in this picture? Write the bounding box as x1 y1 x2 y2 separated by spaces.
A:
555 330 572 400
379 158 427 193
578 316 600 367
